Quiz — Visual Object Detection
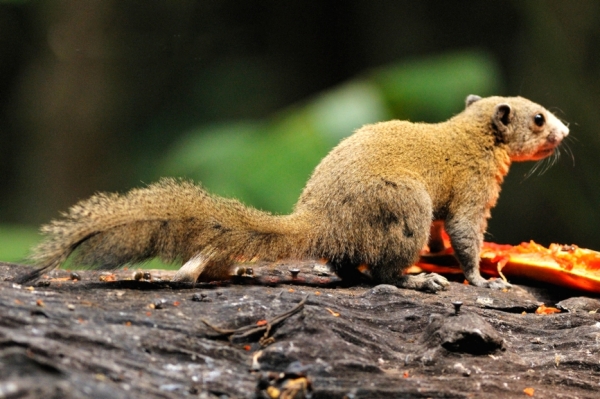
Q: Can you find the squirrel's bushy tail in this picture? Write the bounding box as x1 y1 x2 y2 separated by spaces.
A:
15 178 308 284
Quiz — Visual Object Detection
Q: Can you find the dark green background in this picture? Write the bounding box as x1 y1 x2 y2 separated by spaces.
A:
0 1 598 261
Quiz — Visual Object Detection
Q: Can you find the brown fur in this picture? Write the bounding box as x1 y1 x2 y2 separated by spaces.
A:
17 95 569 291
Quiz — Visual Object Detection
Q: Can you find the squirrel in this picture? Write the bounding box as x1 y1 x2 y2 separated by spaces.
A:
16 95 569 292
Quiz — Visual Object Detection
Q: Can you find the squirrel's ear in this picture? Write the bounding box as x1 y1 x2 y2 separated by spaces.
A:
465 94 482 107
493 103 512 128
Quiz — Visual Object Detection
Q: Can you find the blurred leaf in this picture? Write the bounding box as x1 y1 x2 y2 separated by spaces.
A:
160 81 389 213
306 80 391 142
0 224 179 270
0 225 39 262
372 51 501 121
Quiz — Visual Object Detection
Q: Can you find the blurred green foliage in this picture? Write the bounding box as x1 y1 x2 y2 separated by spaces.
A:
0 225 38 262
0 225 177 270
159 51 500 214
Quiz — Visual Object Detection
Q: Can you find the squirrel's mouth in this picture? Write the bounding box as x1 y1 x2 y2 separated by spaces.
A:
511 144 557 162
530 146 556 160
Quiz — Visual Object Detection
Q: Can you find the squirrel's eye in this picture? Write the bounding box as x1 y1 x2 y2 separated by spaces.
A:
534 113 545 127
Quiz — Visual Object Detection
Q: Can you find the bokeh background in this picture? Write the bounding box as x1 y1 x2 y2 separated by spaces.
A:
0 0 599 262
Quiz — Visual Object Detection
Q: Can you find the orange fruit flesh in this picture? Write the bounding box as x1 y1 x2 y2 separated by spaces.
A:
416 237 600 294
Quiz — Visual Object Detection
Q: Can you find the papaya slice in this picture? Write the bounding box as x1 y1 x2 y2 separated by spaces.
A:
415 237 600 294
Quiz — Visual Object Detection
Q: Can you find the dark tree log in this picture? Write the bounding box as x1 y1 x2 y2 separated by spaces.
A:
1 262 599 398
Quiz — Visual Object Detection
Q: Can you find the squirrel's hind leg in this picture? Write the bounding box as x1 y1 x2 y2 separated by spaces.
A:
366 177 449 292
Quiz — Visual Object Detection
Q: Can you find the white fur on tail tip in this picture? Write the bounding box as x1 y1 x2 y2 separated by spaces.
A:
172 254 208 282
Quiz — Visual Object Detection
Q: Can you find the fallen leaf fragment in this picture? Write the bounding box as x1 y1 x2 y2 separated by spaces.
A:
325 308 340 317
99 273 117 282
49 277 71 282
280 377 311 397
535 304 561 315
523 387 535 396
266 386 280 399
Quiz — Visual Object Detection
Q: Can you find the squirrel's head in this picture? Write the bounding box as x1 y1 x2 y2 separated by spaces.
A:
465 95 569 162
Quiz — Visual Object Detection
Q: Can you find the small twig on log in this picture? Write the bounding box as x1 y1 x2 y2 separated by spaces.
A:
201 295 308 344
199 320 237 335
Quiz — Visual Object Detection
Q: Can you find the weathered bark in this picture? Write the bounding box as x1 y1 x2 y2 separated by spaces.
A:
1 261 599 398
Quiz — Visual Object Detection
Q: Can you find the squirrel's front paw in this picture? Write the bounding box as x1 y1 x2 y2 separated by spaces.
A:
482 278 512 290
468 275 511 290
